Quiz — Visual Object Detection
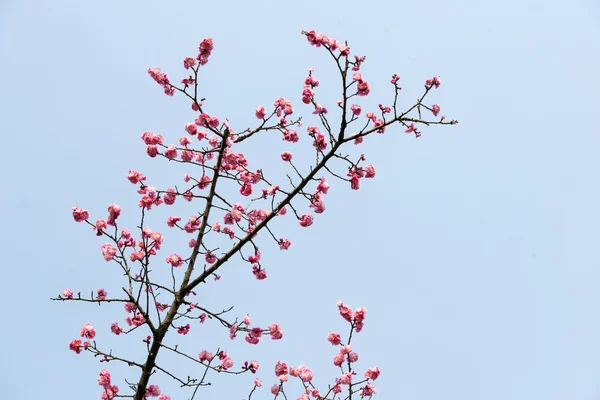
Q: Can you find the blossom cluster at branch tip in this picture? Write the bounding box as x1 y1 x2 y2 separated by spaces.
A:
425 76 442 88
72 206 89 222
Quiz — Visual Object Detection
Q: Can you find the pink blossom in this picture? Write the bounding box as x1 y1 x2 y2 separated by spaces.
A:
316 177 330 194
337 301 353 322
199 350 214 362
245 327 262 344
361 383 377 396
110 322 123 335
278 238 291 250
391 74 400 84
243 315 252 325
255 106 266 119
262 185 279 198
126 170 146 184
166 254 184 267
96 288 107 301
433 76 441 88
350 174 360 190
274 360 288 377
222 226 235 239
221 357 234 370
146 145 159 158
141 131 164 145
281 152 293 161
124 302 136 313
184 216 201 233
80 323 96 339
129 251 144 262
69 339 83 354
305 74 319 87
310 193 326 214
354 306 367 332
312 102 327 114
230 324 238 340
299 214 313 227
72 206 89 222
365 165 376 178
146 385 161 397
271 385 280 395
101 243 117 261
183 57 196 69
163 145 178 159
240 183 253 196
185 123 197 136
432 104 441 116
333 352 344 366
340 372 352 385
297 365 314 382
364 366 380 380
357 80 370 96
268 323 284 340
248 251 261 263
197 175 211 189
62 289 74 299
350 104 362 116
162 188 177 205
405 123 417 134
100 385 119 400
98 369 111 388
197 37 214 65
205 252 217 264
254 378 262 387
166 216 181 227
374 118 385 133
328 333 341 345
283 129 299 142
177 324 190 335
125 312 146 327
147 68 169 85
252 264 267 280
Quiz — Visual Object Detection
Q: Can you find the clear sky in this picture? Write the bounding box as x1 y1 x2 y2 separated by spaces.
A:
1 0 599 399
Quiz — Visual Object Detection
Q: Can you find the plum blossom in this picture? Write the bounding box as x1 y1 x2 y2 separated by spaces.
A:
96 288 107 301
98 369 111 388
274 360 288 377
69 339 83 354
72 206 89 222
328 333 341 345
299 214 313 227
364 366 380 380
80 323 96 339
268 323 284 340
255 106 266 119
110 322 123 335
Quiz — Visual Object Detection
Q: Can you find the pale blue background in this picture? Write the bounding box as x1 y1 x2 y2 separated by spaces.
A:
1 0 599 399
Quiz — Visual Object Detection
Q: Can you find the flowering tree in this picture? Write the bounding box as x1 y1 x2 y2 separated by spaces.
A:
54 30 457 400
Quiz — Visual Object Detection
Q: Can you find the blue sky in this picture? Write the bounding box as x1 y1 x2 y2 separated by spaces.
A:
1 0 599 399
